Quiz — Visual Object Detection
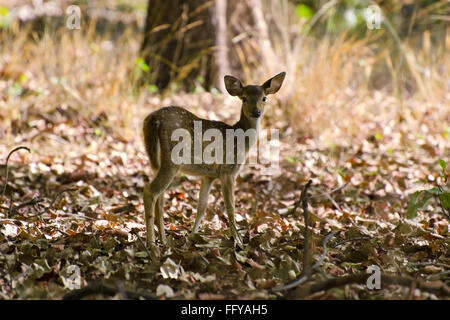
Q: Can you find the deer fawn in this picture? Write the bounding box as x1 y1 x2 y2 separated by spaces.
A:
143 72 286 254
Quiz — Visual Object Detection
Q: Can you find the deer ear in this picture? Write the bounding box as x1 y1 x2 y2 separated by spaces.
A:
262 72 286 95
224 75 243 96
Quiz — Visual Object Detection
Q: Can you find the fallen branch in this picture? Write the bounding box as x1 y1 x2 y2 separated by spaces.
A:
1 146 30 199
310 232 336 271
310 181 350 212
62 282 156 300
290 180 350 215
9 197 45 217
408 261 450 269
8 193 13 216
309 180 350 199
130 228 152 259
271 231 336 292
49 187 78 208
111 203 135 214
300 180 313 278
11 187 78 218
272 180 337 292
324 192 342 211
287 273 450 299
330 236 371 248
428 270 450 281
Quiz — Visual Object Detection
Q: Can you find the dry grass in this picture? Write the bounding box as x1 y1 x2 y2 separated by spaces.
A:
0 8 449 155
0 22 139 135
0 4 449 300
252 0 450 147
281 31 450 146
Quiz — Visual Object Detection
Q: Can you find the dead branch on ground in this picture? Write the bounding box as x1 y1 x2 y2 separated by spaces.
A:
62 282 156 300
1 146 30 199
287 273 450 299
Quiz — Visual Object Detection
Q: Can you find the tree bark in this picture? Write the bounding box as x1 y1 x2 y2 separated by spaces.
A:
212 0 230 92
140 0 218 91
140 0 275 91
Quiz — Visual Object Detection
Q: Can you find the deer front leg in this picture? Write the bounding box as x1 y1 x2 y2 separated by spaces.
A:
192 177 214 233
221 174 243 248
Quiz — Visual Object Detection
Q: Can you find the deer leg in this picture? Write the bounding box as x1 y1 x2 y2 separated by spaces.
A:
155 194 166 244
221 174 243 248
143 166 178 251
192 177 214 233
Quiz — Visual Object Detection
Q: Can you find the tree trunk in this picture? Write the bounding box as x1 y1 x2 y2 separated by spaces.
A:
213 0 230 93
140 0 276 91
140 0 219 91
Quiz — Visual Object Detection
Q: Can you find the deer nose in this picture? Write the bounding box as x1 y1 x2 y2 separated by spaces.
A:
252 109 261 118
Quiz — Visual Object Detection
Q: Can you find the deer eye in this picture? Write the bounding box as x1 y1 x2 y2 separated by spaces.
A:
242 97 247 102
262 96 267 102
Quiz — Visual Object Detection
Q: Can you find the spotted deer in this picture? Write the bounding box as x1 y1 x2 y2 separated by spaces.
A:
143 72 286 255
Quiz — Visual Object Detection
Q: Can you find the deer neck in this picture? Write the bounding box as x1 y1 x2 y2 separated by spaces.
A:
232 109 261 154
234 109 261 133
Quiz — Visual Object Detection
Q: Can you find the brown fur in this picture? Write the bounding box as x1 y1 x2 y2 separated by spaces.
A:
142 72 286 255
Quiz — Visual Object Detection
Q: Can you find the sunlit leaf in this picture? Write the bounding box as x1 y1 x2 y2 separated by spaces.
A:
426 187 443 195
439 159 446 171
136 57 149 72
439 192 450 210
296 4 314 19
407 191 432 219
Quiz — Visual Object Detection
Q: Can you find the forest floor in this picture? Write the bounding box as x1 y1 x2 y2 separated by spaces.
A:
0 88 449 300
0 1 449 298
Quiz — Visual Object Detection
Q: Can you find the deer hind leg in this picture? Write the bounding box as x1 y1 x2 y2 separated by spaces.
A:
192 177 214 233
143 166 178 250
220 174 243 248
155 194 166 244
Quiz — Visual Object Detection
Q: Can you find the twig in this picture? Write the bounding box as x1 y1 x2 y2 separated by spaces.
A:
408 261 450 269
130 228 152 259
7 193 13 217
271 231 336 292
300 180 313 278
287 272 450 298
309 180 350 199
11 188 78 218
111 203 135 214
324 192 341 211
330 236 371 248
9 197 45 217
49 187 78 208
290 180 350 215
52 213 98 222
2 146 31 199
310 232 336 271
428 270 450 280
62 282 156 300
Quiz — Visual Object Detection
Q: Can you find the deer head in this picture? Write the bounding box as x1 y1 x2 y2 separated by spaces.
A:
224 72 286 120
